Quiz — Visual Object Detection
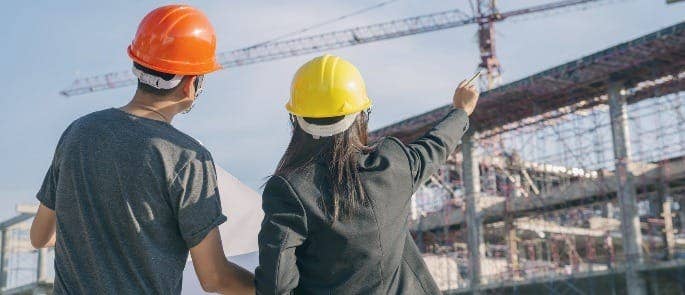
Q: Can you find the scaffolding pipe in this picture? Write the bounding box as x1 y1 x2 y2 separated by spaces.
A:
608 81 646 295
505 173 520 279
37 248 48 283
463 134 485 292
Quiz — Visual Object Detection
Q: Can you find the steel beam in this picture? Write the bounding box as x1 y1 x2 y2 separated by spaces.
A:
463 134 485 292
608 81 646 295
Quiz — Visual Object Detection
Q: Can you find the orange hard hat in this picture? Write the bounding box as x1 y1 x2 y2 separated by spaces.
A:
127 5 221 75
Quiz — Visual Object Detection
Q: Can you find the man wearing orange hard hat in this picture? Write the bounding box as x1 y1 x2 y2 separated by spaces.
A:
29 5 255 294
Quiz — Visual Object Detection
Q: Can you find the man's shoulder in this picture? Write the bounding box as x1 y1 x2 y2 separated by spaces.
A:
75 108 119 123
66 108 121 132
53 109 118 144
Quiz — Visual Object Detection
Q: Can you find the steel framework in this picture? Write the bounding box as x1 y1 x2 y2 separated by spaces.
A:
378 22 685 294
372 22 685 142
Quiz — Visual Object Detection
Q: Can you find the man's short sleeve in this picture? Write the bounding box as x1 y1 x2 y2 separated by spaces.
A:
36 124 72 210
36 164 58 210
170 151 227 248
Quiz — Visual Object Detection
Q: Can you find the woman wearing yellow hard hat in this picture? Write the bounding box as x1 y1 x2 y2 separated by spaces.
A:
255 54 479 294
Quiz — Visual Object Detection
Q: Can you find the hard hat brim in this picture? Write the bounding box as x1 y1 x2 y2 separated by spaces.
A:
128 46 222 76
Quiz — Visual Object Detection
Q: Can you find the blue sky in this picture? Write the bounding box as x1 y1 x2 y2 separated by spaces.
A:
1 0 683 220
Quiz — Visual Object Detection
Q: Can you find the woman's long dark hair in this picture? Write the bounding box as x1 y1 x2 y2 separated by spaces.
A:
275 111 372 221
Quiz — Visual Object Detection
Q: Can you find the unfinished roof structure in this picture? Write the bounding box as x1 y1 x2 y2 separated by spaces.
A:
372 22 685 142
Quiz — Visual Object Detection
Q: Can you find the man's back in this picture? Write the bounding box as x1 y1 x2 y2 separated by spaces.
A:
37 108 226 294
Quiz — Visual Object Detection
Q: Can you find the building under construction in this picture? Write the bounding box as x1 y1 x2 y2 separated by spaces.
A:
371 21 685 294
1 9 684 295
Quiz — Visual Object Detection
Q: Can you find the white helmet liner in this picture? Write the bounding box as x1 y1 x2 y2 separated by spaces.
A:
297 113 359 139
132 66 183 90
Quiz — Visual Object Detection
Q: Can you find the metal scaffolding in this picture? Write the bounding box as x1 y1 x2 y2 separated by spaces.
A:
0 207 53 295
374 22 685 293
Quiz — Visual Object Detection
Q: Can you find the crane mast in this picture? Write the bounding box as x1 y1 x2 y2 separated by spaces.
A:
476 0 502 90
60 0 602 97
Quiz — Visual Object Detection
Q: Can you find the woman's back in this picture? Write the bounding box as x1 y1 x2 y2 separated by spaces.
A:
256 109 470 294
254 54 479 294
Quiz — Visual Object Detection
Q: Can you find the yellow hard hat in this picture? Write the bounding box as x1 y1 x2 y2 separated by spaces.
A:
286 54 372 118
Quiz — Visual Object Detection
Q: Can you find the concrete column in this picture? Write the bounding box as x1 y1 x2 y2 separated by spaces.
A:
605 202 615 219
535 240 543 262
505 219 519 279
462 133 485 291
486 166 497 195
662 198 676 259
605 233 615 269
0 229 8 289
544 240 551 263
505 174 520 280
608 81 646 295
658 165 676 260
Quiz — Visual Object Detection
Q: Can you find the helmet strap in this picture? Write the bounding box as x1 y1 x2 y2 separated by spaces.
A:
297 113 359 139
131 66 183 89
181 75 205 114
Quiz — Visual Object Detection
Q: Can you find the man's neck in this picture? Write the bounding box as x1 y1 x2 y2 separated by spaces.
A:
121 92 181 123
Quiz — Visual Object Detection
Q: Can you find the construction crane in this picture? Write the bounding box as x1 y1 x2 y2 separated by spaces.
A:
475 0 503 89
60 0 605 97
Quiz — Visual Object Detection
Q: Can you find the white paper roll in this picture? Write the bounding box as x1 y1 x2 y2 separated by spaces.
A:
182 165 263 294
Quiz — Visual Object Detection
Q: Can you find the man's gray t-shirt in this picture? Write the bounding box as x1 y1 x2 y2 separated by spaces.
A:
37 108 227 294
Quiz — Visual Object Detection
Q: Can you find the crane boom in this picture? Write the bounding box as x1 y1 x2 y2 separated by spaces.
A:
60 0 601 97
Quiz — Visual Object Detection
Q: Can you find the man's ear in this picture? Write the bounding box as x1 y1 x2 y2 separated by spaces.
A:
182 76 197 98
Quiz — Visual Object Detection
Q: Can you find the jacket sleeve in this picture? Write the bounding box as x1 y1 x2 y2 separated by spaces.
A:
397 108 470 192
255 175 308 295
